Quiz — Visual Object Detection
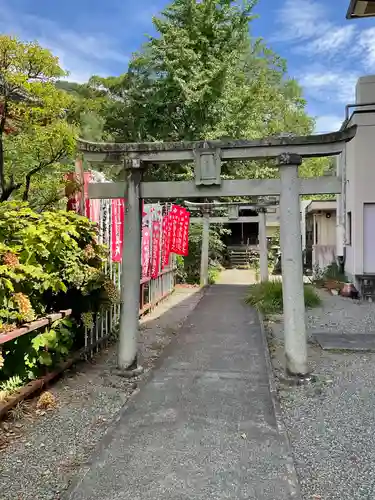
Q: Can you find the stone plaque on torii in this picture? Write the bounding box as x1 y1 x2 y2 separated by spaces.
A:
79 127 356 378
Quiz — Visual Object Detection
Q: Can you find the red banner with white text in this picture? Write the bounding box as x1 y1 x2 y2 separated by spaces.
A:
151 220 161 279
170 204 190 256
111 199 125 262
161 213 171 269
141 227 151 278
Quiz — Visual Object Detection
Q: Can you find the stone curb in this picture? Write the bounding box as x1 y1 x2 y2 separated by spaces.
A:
257 310 302 500
63 286 207 499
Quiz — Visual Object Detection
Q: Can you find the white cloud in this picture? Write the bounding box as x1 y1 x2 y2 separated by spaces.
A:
300 71 358 104
307 26 356 54
273 0 375 121
276 0 355 56
276 0 375 72
0 3 129 82
277 0 325 41
314 115 343 133
358 27 375 71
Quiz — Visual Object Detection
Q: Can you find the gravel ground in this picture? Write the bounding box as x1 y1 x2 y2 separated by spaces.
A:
306 289 375 335
269 291 375 500
0 286 203 500
270 288 375 340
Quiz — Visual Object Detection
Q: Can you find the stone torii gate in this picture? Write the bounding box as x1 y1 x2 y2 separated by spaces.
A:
185 200 278 285
80 127 356 377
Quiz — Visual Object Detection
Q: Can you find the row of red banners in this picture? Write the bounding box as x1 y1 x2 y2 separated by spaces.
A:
141 205 190 279
113 203 190 278
65 170 190 279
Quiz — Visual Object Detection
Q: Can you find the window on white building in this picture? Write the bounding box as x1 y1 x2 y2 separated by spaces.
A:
347 212 352 245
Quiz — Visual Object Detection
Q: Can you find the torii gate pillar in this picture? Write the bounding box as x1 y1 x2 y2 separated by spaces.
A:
258 209 269 282
118 161 142 371
200 209 210 287
279 153 307 376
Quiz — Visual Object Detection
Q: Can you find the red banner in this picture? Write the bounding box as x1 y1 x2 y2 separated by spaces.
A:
141 227 151 278
161 214 171 269
181 210 190 256
151 221 161 279
111 199 125 262
170 205 190 256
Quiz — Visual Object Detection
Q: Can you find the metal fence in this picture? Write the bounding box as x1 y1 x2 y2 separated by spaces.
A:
83 199 176 355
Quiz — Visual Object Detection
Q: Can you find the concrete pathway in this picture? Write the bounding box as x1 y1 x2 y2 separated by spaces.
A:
66 271 297 500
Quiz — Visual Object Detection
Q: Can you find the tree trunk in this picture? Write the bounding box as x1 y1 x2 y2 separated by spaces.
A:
0 176 22 201
0 98 8 200
23 165 44 201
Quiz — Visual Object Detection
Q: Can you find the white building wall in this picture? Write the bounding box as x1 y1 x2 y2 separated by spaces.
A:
344 76 375 280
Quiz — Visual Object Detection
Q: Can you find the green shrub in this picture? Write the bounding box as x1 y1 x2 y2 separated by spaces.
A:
0 201 112 329
177 223 229 285
208 263 223 284
0 201 119 385
245 280 321 315
1 317 77 382
323 262 347 283
0 375 23 395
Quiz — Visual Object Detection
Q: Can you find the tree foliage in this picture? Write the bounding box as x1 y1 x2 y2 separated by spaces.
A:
0 3 331 207
0 35 77 203
80 0 321 182
55 0 330 281
176 223 228 284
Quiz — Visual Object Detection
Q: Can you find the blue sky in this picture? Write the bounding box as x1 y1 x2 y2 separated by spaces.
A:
1 0 374 133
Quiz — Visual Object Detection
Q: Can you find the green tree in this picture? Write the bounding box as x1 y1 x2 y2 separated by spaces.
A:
56 79 111 142
0 35 77 203
87 0 321 183
95 0 314 141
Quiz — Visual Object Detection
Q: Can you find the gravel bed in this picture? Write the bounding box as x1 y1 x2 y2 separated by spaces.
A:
0 287 203 500
270 288 375 341
269 291 375 500
306 289 375 335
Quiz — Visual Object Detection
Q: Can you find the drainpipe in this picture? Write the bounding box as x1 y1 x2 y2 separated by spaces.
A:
343 102 375 128
336 154 346 273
